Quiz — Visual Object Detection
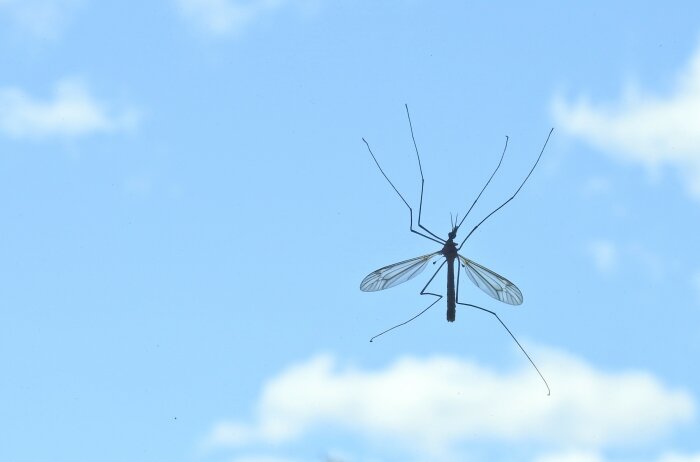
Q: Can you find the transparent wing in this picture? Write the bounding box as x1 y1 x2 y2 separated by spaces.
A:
360 253 441 292
458 255 523 305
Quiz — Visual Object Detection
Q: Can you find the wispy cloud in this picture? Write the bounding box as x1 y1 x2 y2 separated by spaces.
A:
627 242 668 281
534 451 603 462
123 173 153 196
0 78 139 139
587 239 618 274
204 349 694 458
657 454 700 462
177 0 316 36
0 0 81 39
178 0 282 36
692 271 700 305
552 41 700 199
580 176 613 198
227 456 303 462
586 239 670 281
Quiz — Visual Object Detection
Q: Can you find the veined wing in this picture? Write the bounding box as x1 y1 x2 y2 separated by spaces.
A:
458 255 523 305
360 253 441 292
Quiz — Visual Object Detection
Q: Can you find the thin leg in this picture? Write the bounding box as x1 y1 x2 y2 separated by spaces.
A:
455 135 508 232
405 104 445 243
370 260 446 342
456 260 551 395
458 128 553 251
363 138 444 245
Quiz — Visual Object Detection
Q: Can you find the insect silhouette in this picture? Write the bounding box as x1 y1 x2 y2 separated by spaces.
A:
361 105 553 395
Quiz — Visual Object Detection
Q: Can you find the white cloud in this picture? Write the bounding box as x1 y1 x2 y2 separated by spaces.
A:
587 239 618 273
552 40 700 199
178 0 287 36
0 78 139 139
0 0 81 39
534 451 700 462
204 348 694 457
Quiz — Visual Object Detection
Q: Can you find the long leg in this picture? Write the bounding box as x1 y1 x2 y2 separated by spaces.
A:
404 104 445 243
458 128 553 251
363 138 444 245
456 259 551 395
370 259 447 342
455 135 508 232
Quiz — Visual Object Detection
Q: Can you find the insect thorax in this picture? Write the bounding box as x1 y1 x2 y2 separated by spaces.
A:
441 239 458 259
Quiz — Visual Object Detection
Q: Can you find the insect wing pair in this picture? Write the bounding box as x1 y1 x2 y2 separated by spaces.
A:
360 252 523 306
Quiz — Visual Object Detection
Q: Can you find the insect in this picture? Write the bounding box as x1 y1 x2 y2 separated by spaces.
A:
361 105 553 394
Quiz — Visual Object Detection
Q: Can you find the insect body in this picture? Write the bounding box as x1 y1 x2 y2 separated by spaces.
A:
360 105 553 394
361 225 522 323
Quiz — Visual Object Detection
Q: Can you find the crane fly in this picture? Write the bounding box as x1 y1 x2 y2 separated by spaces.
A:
360 105 553 395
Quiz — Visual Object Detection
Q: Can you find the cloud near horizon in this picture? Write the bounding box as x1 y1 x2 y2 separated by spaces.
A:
204 348 694 458
0 78 139 139
552 40 700 199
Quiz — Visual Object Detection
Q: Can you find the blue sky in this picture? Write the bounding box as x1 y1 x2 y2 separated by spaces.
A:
2 1 700 461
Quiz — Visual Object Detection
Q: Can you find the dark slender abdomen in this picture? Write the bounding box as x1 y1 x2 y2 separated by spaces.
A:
446 256 456 322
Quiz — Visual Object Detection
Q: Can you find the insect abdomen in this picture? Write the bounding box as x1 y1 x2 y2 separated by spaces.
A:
446 257 456 322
